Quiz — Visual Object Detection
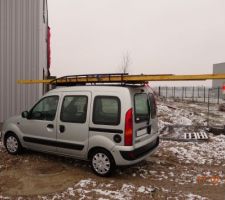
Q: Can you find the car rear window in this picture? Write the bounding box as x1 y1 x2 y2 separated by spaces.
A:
134 93 150 123
149 93 157 119
93 96 120 125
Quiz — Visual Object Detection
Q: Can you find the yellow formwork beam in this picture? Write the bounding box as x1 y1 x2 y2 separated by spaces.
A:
17 79 52 84
17 73 225 84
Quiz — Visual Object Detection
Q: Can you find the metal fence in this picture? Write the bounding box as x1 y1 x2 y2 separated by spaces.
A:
154 86 225 104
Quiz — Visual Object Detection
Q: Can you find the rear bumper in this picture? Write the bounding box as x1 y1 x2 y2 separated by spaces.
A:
111 134 159 166
120 137 159 161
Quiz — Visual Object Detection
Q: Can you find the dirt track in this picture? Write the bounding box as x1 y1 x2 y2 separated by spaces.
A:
0 139 224 199
0 102 224 200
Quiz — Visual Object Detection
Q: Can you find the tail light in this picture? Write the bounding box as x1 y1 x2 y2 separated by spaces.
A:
125 108 133 146
222 84 225 98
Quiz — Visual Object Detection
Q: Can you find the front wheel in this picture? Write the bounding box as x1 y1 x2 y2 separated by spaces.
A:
5 134 23 155
90 149 115 177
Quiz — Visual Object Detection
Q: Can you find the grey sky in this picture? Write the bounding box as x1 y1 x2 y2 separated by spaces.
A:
48 0 225 86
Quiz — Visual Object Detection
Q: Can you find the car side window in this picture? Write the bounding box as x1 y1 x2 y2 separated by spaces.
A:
93 96 120 125
60 96 88 123
29 96 59 121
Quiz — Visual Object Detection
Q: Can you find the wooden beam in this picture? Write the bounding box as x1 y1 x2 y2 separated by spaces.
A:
17 73 225 84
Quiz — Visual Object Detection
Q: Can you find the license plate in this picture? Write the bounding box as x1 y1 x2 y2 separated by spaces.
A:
136 128 147 137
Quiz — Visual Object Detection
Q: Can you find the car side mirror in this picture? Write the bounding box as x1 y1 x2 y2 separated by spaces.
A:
21 111 29 118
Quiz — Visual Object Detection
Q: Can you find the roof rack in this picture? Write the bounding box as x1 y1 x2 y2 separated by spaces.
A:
50 73 147 86
17 73 225 85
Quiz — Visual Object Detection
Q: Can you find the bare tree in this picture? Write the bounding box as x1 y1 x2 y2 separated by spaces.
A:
120 51 131 74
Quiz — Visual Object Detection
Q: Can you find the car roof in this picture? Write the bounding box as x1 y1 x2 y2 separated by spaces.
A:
47 85 154 94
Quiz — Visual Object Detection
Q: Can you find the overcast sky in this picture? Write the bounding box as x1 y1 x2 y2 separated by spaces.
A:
48 0 225 86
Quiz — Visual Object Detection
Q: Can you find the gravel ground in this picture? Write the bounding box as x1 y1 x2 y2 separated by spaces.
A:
0 101 224 200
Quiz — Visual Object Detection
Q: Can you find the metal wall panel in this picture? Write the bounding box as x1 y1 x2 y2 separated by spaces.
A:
212 62 225 88
0 0 48 122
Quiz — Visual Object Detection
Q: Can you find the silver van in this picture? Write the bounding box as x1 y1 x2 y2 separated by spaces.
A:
1 85 159 176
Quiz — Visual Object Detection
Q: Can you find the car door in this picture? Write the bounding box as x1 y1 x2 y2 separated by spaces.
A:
133 92 152 144
19 95 60 152
56 92 91 158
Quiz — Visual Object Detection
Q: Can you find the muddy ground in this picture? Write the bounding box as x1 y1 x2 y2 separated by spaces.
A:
0 101 224 200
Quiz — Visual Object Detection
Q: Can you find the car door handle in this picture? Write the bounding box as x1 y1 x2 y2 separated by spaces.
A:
47 124 54 129
59 125 65 133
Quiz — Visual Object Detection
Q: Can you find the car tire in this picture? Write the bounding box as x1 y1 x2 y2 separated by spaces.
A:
90 149 115 177
5 133 23 155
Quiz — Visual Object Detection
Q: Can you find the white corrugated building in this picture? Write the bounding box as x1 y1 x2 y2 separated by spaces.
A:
0 0 49 122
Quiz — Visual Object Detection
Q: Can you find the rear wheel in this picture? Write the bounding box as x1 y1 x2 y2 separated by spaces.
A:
5 133 22 155
90 149 115 177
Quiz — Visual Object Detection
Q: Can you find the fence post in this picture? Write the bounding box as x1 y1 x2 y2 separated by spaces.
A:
204 87 206 103
174 87 176 98
207 88 210 127
218 87 220 104
185 87 187 98
158 86 161 97
182 87 184 101
192 86 195 101
166 86 168 100
208 88 210 102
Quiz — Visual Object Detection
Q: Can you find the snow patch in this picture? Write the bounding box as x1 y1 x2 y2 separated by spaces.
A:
93 189 126 200
67 187 75 196
167 135 225 164
0 196 10 200
137 186 155 194
186 193 208 200
121 184 135 196
75 179 96 188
